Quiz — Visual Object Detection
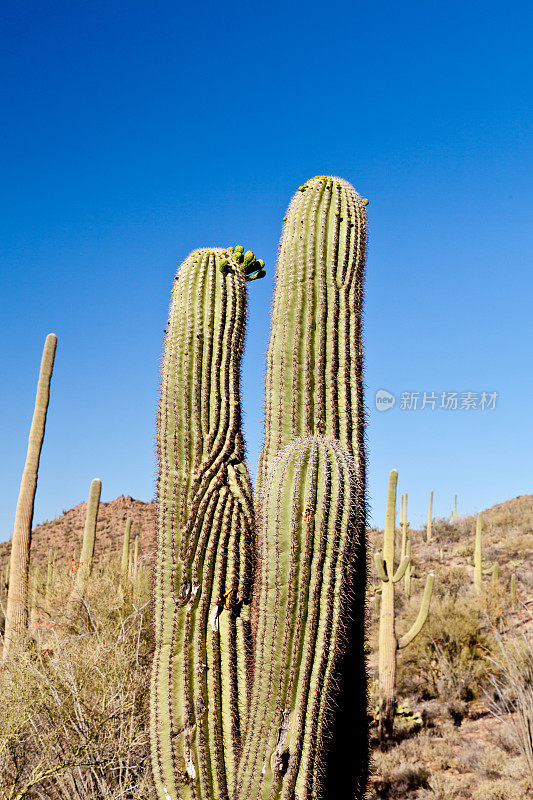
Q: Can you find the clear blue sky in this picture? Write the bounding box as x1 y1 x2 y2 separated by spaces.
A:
1 0 532 541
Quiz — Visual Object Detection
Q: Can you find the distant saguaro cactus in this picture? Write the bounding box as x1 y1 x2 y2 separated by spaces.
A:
120 518 132 586
45 547 55 605
68 479 101 608
400 492 408 561
474 513 483 594
375 470 434 742
4 333 57 657
426 490 433 542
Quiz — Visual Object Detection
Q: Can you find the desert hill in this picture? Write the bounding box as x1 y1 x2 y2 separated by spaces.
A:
0 495 157 574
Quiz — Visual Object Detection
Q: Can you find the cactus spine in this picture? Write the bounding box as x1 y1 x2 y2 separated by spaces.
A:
4 333 57 657
426 490 433 542
474 513 482 594
121 518 132 585
69 479 101 606
150 248 255 800
375 470 434 742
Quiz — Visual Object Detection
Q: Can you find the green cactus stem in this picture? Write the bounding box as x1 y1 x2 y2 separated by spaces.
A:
491 562 500 587
257 176 367 498
453 494 457 521
426 490 433 542
474 513 483 595
404 539 412 599
4 333 57 657
133 534 139 582
400 492 408 562
68 479 101 607
121 519 132 586
150 248 256 800
375 470 434 742
236 436 365 800
510 573 517 609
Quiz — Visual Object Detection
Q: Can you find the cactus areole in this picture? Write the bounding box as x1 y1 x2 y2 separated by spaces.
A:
151 176 369 800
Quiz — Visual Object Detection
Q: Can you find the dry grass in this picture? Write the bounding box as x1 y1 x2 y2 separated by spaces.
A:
0 559 153 800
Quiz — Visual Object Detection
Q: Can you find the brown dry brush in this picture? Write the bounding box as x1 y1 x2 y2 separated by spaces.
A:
0 562 153 800
483 617 533 781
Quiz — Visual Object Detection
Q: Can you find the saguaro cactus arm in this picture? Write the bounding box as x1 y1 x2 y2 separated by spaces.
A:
374 552 389 581
4 333 57 656
398 573 434 649
392 555 410 583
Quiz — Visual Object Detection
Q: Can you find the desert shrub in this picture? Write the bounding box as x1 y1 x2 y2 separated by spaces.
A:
397 595 490 703
0 561 153 799
484 626 533 782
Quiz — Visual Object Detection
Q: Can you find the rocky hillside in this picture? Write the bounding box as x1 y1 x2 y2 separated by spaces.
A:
0 495 157 573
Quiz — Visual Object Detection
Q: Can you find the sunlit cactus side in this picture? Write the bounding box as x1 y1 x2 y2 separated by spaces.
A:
236 437 364 800
453 493 458 521
4 333 57 658
375 470 434 742
426 490 433 542
474 513 483 594
121 518 132 586
150 248 257 800
68 479 101 607
257 176 367 496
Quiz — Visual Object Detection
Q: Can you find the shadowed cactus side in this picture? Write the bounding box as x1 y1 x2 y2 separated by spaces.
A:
4 333 57 658
375 470 434 742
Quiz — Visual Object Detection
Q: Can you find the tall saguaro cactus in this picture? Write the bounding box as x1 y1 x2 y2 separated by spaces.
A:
151 248 256 800
151 176 369 800
4 333 57 657
375 470 434 742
